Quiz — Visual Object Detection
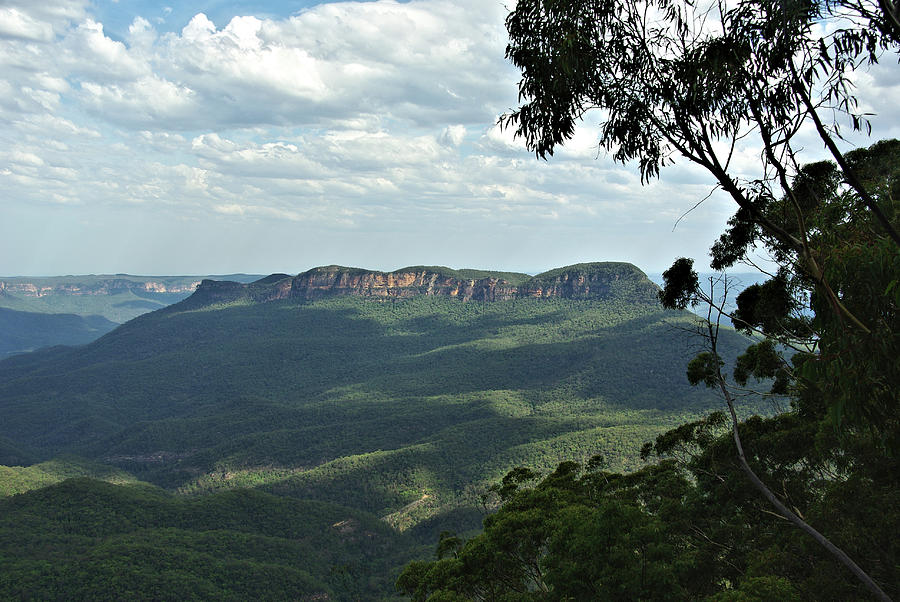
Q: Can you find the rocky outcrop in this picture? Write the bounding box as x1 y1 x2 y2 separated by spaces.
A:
289 266 519 302
178 263 660 309
0 278 201 297
518 263 659 300
182 276 293 309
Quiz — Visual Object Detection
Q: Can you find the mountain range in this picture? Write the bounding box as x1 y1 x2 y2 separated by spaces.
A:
0 273 261 356
0 261 759 598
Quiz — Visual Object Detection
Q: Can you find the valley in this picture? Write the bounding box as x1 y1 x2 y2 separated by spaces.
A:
0 274 261 357
0 262 761 598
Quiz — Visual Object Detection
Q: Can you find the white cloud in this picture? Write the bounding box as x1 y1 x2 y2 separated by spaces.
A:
181 13 217 41
62 19 148 80
0 0 519 140
31 73 70 94
478 122 530 155
8 150 45 167
440 124 466 147
0 7 55 41
46 1 514 130
128 16 157 48
13 113 101 138
4 0 88 24
78 76 196 125
0 0 897 276
191 133 326 179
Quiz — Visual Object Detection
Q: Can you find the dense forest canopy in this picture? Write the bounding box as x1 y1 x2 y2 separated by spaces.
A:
0 267 761 599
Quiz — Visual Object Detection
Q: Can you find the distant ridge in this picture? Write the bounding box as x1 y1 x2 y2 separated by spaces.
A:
0 256 752 563
178 262 660 310
0 274 264 323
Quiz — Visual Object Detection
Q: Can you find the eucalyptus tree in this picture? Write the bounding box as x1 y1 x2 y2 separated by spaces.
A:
503 1 899 598
504 0 899 279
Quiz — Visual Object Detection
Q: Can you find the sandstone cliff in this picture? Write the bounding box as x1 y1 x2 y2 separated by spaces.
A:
184 262 660 308
288 265 520 302
0 278 201 297
0 274 263 323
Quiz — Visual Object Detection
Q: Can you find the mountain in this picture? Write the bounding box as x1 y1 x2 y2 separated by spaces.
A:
0 274 263 323
0 262 752 502
0 274 200 324
0 261 760 597
181 262 659 308
0 274 262 357
0 308 118 357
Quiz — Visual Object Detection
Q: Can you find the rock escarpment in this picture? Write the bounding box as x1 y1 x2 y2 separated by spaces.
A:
517 263 658 299
183 262 660 309
0 278 201 297
289 266 520 301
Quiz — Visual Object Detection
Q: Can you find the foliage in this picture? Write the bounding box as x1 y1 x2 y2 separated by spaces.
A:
700 139 900 450
393 266 533 286
416 0 900 600
0 289 758 538
0 456 139 496
0 308 117 358
0 477 411 600
0 279 770 602
657 258 699 310
503 0 900 451
401 422 899 600
524 262 660 300
504 0 898 192
656 143 900 601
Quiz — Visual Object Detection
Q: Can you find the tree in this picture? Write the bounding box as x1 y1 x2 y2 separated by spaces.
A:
397 461 691 600
657 250 897 600
503 0 899 301
503 1 899 599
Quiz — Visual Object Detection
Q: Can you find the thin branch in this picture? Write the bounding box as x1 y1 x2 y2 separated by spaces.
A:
706 320 891 602
748 99 872 334
791 65 900 247
673 186 720 231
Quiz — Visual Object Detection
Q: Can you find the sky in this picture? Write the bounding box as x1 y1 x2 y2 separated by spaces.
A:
1 0 898 277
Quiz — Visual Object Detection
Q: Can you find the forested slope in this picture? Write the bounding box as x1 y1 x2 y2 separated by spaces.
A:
0 264 759 530
0 478 410 600
0 262 763 598
0 308 118 358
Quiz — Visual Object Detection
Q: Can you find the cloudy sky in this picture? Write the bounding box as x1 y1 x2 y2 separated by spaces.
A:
1 0 898 276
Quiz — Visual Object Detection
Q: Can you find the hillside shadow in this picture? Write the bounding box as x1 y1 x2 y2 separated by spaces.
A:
0 299 732 467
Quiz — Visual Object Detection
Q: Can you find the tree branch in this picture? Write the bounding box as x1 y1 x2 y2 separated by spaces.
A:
705 319 891 602
792 67 900 247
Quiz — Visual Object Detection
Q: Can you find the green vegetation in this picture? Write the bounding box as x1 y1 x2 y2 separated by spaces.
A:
527 262 650 290
1 287 755 519
399 0 899 598
0 264 766 598
0 456 139 496
0 308 117 357
0 478 412 599
2 0 895 595
369 265 533 286
0 274 262 355
400 437 897 600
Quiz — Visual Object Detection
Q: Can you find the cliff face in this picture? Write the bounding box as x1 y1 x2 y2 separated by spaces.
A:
289 266 519 302
182 277 292 309
518 263 660 300
0 278 201 297
184 263 659 308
